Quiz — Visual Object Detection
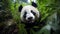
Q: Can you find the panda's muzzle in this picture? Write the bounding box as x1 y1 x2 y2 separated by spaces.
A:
27 17 35 22
28 17 33 20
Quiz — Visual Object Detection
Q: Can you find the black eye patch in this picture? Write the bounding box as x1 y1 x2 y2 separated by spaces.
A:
31 10 36 15
23 11 27 18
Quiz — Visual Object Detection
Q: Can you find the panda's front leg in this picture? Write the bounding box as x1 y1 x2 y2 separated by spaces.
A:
24 23 34 34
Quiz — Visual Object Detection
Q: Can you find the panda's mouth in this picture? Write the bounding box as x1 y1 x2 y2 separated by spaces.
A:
27 21 34 23
27 20 34 23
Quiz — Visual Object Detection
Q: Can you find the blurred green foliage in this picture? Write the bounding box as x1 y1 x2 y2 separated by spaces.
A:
37 0 56 22
1 0 59 34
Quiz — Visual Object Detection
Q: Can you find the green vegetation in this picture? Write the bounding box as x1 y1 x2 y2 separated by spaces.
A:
0 0 59 34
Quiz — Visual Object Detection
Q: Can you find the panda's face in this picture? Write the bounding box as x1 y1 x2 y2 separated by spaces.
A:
20 5 40 23
22 9 36 23
19 2 40 23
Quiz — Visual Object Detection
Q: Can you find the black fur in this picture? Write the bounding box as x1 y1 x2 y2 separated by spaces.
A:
32 2 37 8
23 11 27 18
31 10 36 15
19 5 23 12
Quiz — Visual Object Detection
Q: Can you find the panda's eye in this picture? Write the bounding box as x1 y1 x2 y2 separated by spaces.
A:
31 10 36 15
23 12 27 18
24 12 27 15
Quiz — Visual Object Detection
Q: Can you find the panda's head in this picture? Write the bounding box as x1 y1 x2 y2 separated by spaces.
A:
19 2 40 23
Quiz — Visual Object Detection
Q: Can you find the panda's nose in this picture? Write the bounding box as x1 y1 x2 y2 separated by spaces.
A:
28 17 33 20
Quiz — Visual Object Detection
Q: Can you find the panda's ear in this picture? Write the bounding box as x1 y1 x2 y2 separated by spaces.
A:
31 2 37 8
19 5 23 12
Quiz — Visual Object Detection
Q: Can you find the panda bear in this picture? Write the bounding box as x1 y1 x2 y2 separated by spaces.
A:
19 2 46 33
19 2 40 25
